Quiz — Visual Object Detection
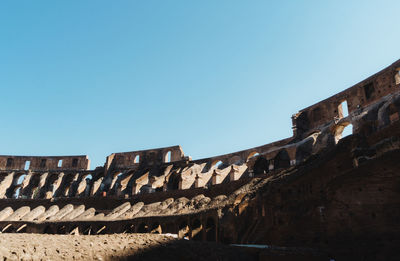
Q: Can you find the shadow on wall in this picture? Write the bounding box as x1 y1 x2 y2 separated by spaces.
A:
124 239 257 261
121 239 327 261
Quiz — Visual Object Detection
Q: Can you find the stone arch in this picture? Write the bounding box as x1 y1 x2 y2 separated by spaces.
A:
211 160 224 170
228 155 243 165
253 156 269 175
27 175 41 199
164 151 172 163
166 171 180 190
274 150 290 170
247 151 260 161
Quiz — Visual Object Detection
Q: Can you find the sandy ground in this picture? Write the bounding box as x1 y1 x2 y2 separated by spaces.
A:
0 233 255 261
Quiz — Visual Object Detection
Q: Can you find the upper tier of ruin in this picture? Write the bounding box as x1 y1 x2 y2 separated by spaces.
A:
0 59 399 200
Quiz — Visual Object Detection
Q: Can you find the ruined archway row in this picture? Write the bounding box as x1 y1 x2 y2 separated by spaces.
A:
2 60 400 199
0 144 325 200
0 155 90 172
292 59 400 139
0 210 220 242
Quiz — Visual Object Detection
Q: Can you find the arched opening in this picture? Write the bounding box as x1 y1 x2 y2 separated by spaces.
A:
191 219 202 241
137 223 148 233
274 150 290 170
57 160 63 168
164 151 172 163
150 223 162 234
212 160 223 169
178 221 189 239
13 174 27 198
253 157 269 175
134 155 140 164
335 123 353 144
247 152 260 161
166 171 180 190
205 217 216 241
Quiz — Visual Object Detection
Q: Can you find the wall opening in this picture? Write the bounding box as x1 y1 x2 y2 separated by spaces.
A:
212 160 223 169
335 123 353 144
24 161 30 171
395 68 400 85
274 150 291 169
338 100 349 118
40 159 47 168
6 158 13 168
72 158 78 167
247 151 260 161
341 124 353 139
57 160 63 168
253 157 269 175
134 155 140 164
164 151 172 163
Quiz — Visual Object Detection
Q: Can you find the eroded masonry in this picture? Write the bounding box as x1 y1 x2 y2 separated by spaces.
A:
1 60 400 259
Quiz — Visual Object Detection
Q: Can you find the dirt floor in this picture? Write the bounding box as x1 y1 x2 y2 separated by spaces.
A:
0 233 256 261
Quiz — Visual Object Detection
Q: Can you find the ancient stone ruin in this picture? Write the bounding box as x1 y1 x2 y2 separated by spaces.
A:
1 60 400 259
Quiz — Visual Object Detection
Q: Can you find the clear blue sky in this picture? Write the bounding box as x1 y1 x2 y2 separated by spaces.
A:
1 1 399 169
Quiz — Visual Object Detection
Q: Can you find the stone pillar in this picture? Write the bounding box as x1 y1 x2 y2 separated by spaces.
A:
211 169 221 185
229 166 238 181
